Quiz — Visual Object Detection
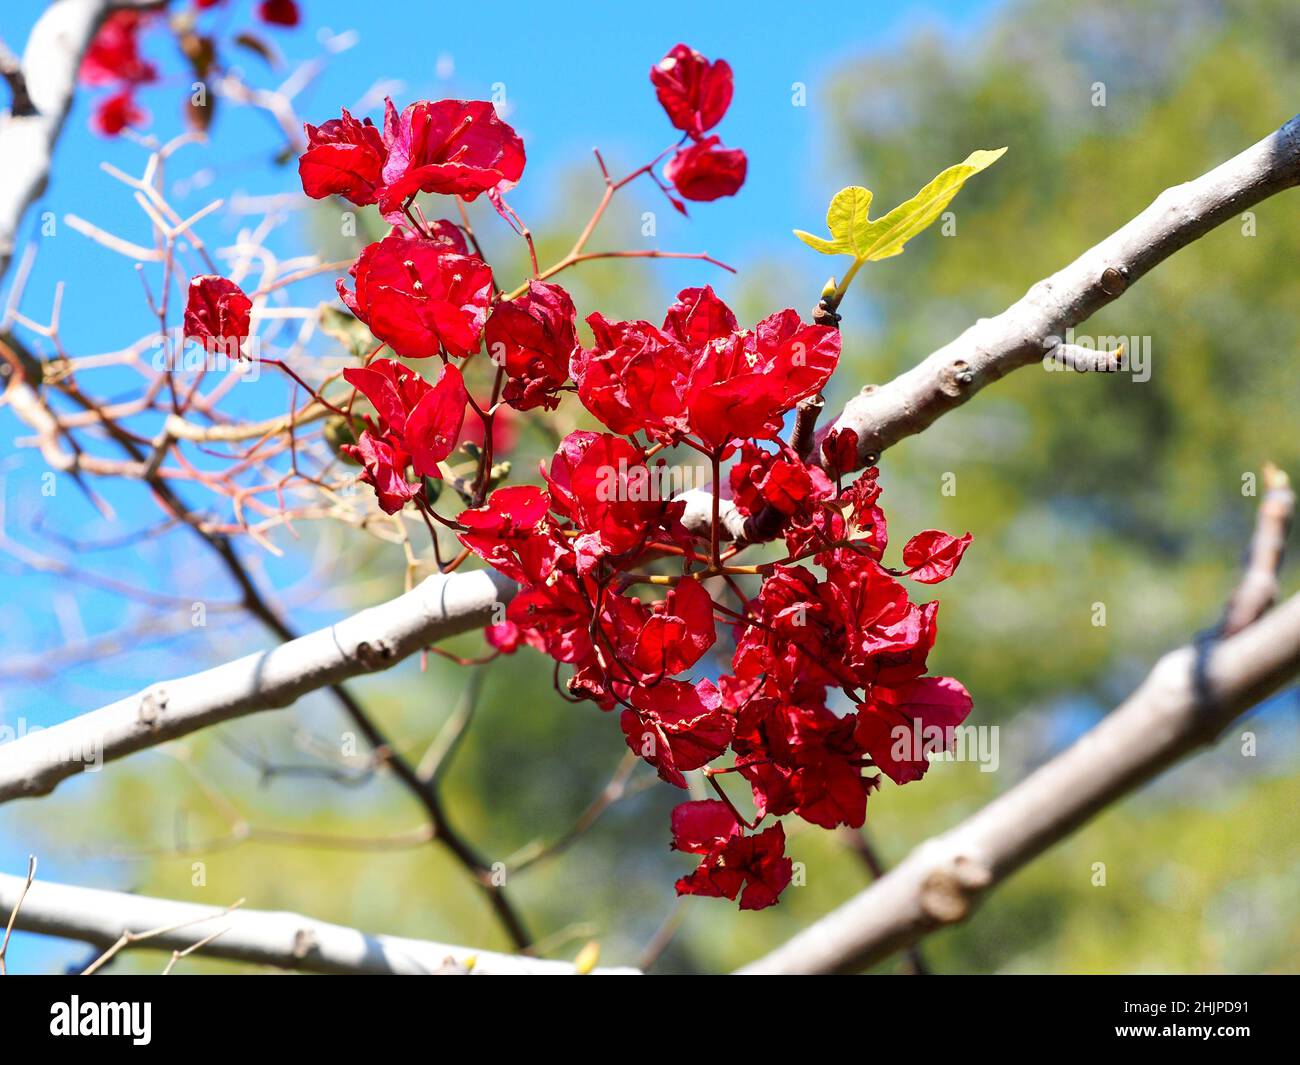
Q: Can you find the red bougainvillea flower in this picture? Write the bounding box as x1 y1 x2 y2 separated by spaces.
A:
543 431 687 570
484 620 522 654
341 358 430 436
620 679 732 787
503 574 594 667
299 109 388 206
570 316 694 441
730 442 834 518
629 578 716 677
343 358 468 479
683 296 840 449
572 287 838 450
378 99 526 215
902 530 973 584
670 799 741 857
80 11 157 87
650 44 734 138
732 698 878 829
91 90 146 137
183 276 252 354
339 233 493 358
344 432 417 515
403 363 469 478
257 0 301 27
671 802 793 910
484 281 578 412
823 555 938 688
665 136 747 202
821 427 860 478
423 219 470 255
855 676 974 784
456 484 566 586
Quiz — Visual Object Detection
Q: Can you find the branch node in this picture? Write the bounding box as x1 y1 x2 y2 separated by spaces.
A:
138 687 169 729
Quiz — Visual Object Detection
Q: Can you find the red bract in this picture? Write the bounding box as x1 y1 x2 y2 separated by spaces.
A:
339 234 493 358
257 0 301 27
630 578 716 677
855 677 974 784
341 358 432 437
345 432 416 515
424 219 470 255
621 679 731 787
544 431 684 568
456 485 565 586
299 109 388 206
341 358 466 512
183 276 252 354
91 90 145 137
670 799 741 855
902 530 973 584
683 299 840 449
665 136 747 202
730 442 833 518
485 281 577 411
823 556 938 687
821 427 860 477
572 287 839 450
672 806 793 910
80 11 157 87
505 574 595 667
728 694 877 829
571 315 693 441
650 45 734 138
378 99 526 215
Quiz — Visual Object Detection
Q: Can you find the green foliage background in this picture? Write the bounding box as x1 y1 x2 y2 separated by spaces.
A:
22 0 1299 973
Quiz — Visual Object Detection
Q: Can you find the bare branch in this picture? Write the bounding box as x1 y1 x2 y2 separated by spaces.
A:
81 898 245 975
0 855 37 975
1221 463 1294 635
0 872 636 975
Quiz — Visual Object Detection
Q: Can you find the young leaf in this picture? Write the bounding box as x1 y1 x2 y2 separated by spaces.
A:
794 147 1006 264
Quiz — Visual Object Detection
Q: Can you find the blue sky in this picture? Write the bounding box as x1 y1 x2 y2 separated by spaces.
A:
0 0 1000 970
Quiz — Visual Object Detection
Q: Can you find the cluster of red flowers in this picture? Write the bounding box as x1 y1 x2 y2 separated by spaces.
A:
181 44 972 910
79 0 301 137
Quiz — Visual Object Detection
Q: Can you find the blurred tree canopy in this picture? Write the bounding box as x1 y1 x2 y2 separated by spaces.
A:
24 0 1298 974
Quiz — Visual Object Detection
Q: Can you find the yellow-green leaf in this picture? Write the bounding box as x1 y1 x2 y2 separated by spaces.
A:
794 148 1006 264
793 229 843 255
854 147 1006 261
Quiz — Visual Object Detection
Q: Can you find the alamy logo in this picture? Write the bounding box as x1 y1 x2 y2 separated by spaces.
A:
49 997 151 1045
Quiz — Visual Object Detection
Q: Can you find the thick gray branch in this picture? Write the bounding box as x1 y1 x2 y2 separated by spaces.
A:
0 1 118 283
823 113 1300 463
0 872 634 974
0 569 515 802
737 590 1300 974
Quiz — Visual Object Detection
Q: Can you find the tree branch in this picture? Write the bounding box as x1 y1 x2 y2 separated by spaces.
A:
0 1 115 283
0 871 635 975
821 112 1300 466
0 568 515 803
